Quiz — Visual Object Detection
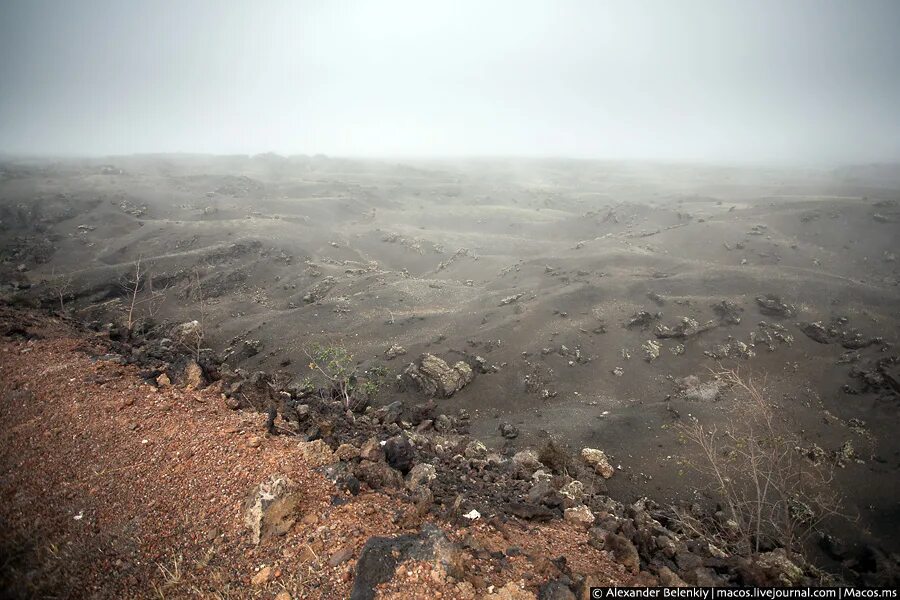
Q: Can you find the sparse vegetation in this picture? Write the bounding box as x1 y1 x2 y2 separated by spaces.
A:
675 368 847 556
171 268 206 361
119 257 168 338
304 343 384 410
46 268 72 314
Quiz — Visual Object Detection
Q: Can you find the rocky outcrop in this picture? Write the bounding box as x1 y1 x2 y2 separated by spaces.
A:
403 353 474 398
244 475 303 545
581 448 614 479
755 294 796 318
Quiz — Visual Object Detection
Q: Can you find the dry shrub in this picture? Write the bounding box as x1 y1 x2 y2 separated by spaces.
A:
675 368 846 555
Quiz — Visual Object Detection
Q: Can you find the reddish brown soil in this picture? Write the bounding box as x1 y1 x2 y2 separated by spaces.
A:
0 310 627 599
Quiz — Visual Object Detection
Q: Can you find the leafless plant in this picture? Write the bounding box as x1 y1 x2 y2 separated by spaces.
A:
119 257 168 337
675 367 846 556
150 554 184 599
47 268 73 313
176 268 206 362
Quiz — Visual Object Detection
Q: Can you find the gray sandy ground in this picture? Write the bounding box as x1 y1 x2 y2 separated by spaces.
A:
2 155 899 565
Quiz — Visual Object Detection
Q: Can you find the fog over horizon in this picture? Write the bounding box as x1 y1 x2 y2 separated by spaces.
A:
1 0 899 165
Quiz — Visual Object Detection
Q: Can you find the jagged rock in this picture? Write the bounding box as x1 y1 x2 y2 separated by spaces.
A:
675 375 724 402
384 435 416 474
499 293 524 306
403 354 474 398
689 567 725 587
705 339 755 360
642 340 661 362
746 549 805 586
498 421 520 439
511 450 544 479
406 463 437 493
297 439 334 467
360 437 385 462
385 344 407 360
378 400 404 424
244 475 302 545
354 460 403 490
798 321 832 344
183 360 205 389
558 480 585 505
527 480 560 507
563 505 595 529
581 448 614 479
625 311 660 330
351 524 465 600
605 533 640 573
409 400 436 425
323 461 361 496
755 294 796 318
434 413 453 433
712 300 743 324
172 320 203 348
655 317 716 339
335 443 360 461
464 440 488 460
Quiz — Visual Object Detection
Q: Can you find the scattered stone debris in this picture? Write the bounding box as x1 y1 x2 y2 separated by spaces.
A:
642 339 661 362
747 224 768 236
799 443 827 465
712 300 744 324
625 311 660 330
751 321 794 350
655 317 716 339
301 275 337 303
498 422 520 439
385 344 407 360
755 294 796 318
705 338 755 360
350 524 465 600
798 321 832 344
499 293 524 306
834 441 858 468
675 375 725 402
794 319 881 349
402 354 474 398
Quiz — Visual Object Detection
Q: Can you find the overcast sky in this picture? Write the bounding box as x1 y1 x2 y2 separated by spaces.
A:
1 0 898 163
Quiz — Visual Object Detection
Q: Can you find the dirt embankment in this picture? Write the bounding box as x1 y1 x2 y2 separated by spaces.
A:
0 308 631 599
2 307 859 599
